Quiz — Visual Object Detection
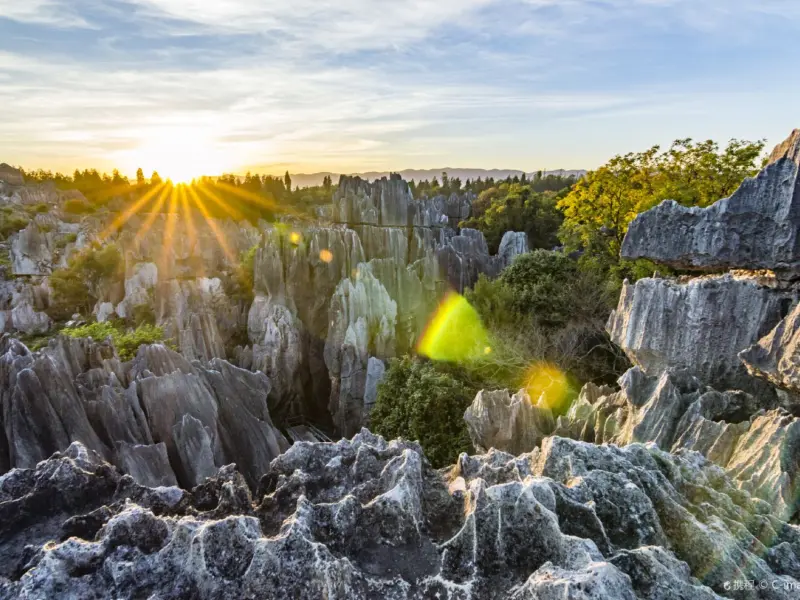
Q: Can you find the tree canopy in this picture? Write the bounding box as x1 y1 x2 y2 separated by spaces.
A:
557 138 765 281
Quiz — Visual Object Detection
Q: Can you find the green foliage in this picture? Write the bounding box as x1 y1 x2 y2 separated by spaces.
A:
0 212 28 240
370 356 475 468
130 302 156 326
465 251 626 387
226 244 258 303
49 243 123 319
63 197 95 215
63 232 78 244
61 321 168 361
459 182 572 253
558 138 765 283
27 203 49 214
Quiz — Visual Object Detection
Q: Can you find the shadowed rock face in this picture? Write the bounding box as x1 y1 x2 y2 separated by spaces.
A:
622 129 800 274
2 432 799 599
0 337 288 490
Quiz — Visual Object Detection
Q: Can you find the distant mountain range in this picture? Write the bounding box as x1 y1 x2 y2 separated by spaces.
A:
288 168 587 189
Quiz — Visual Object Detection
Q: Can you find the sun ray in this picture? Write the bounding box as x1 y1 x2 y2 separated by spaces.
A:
99 182 166 240
178 184 202 276
195 183 247 222
159 185 179 274
186 185 237 264
132 183 172 246
213 180 302 220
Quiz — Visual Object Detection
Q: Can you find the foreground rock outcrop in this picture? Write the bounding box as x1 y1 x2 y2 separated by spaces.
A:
3 431 799 599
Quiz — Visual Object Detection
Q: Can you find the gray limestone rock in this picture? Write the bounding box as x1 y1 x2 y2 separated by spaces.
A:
497 230 528 269
114 441 178 488
464 388 555 455
607 274 797 393
622 129 800 273
4 432 796 599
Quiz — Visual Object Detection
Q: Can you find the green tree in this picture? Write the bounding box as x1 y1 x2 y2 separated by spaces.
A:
370 356 475 468
558 138 765 282
136 168 145 186
284 171 292 192
49 243 123 319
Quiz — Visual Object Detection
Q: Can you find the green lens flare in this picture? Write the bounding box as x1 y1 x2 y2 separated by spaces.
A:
417 292 490 362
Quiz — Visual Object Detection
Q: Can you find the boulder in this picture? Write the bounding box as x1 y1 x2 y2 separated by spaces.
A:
622 129 800 273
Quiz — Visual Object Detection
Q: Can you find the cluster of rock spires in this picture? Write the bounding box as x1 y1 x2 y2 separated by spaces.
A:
4 134 800 598
0 167 527 438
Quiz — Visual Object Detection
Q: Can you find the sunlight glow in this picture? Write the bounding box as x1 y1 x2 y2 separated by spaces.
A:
524 363 571 412
120 127 232 184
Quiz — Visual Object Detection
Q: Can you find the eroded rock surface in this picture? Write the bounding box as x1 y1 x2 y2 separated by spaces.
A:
607 274 797 393
2 431 799 599
0 337 287 490
622 129 800 273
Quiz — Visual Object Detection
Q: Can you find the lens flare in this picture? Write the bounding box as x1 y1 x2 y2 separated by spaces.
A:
524 363 571 412
417 292 490 362
290 231 302 245
319 249 334 263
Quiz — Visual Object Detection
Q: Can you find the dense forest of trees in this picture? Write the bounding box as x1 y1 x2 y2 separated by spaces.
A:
18 167 335 223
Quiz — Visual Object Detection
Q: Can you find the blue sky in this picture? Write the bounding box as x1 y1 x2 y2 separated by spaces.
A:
2 0 800 178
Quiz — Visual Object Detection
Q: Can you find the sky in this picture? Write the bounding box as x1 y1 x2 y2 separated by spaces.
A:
2 0 800 180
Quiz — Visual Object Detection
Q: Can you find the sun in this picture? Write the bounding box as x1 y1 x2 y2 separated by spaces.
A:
121 127 230 184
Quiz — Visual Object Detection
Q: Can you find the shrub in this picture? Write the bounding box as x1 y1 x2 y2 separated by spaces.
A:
63 198 95 214
27 203 49 214
465 250 627 388
49 243 123 319
370 356 476 468
62 322 167 361
0 213 29 240
225 244 258 303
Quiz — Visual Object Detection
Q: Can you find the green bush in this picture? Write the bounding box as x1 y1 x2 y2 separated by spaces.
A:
49 243 123 319
0 213 29 240
225 244 258 303
63 198 95 215
61 322 167 361
465 250 627 388
26 203 50 215
370 356 476 468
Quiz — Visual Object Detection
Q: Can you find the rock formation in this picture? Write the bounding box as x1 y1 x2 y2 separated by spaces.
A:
622 129 800 274
2 430 799 598
0 336 288 489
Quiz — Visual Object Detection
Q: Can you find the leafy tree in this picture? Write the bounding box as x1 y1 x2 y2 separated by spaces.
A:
150 171 163 186
136 168 146 186
370 356 475 468
225 244 258 304
284 171 292 192
49 243 123 319
460 183 566 253
558 138 765 282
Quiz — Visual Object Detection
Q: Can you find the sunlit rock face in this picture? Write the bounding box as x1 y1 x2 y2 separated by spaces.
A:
243 175 527 435
607 274 798 393
3 431 799 599
0 163 24 186
623 129 800 274
0 337 287 490
469 365 800 522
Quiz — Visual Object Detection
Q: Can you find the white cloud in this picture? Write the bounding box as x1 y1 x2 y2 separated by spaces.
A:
2 0 92 27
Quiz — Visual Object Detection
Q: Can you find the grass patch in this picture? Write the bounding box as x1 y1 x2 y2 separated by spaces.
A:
61 321 173 361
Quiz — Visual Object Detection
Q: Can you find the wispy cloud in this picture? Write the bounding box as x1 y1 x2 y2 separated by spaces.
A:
1 0 799 174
